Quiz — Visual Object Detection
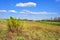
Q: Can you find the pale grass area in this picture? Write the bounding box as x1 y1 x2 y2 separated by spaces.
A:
0 20 60 40
21 21 60 40
0 21 8 30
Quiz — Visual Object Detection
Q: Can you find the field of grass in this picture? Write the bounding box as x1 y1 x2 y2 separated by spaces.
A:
0 18 60 40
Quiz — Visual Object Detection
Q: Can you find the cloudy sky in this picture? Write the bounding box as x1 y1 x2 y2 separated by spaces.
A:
0 0 60 20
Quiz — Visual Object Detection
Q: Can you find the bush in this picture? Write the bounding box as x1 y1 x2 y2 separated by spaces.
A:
6 16 20 33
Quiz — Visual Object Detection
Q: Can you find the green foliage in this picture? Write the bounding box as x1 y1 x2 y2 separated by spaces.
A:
17 36 24 40
6 16 20 32
37 21 60 26
6 16 24 40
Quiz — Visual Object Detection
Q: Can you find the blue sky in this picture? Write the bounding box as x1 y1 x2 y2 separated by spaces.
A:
0 0 60 20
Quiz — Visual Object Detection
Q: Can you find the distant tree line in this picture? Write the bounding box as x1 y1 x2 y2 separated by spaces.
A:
41 17 60 22
0 16 60 22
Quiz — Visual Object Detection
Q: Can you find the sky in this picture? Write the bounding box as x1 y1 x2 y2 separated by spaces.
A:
0 0 60 20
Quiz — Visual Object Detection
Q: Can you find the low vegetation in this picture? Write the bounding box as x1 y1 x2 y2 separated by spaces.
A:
0 17 60 40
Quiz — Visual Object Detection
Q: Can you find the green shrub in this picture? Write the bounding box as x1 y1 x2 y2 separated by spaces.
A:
6 16 20 32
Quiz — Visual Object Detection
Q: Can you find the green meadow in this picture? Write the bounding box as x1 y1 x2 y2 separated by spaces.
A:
0 17 60 40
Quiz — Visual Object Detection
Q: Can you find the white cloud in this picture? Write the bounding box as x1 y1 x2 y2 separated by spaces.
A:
8 10 17 13
0 10 7 13
0 10 57 14
16 2 36 7
20 10 56 14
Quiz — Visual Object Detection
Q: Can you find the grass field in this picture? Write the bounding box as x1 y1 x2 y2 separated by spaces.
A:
0 19 60 40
